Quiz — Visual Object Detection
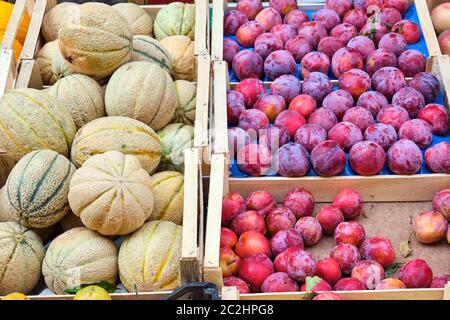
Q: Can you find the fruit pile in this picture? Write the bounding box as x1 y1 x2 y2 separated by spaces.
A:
431 2 450 55
225 0 450 177
220 187 450 298
0 2 195 297
415 189 450 244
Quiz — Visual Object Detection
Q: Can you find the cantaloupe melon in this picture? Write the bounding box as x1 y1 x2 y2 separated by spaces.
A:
58 3 133 78
118 220 181 292
173 80 196 125
131 35 172 73
0 187 11 222
36 41 59 85
42 227 118 295
157 123 194 172
0 221 45 295
105 61 176 131
150 171 184 225
49 74 105 130
41 2 79 42
113 3 153 36
70 116 161 174
153 2 195 41
36 40 74 85
51 43 75 81
2 150 75 228
160 35 196 81
69 151 154 236
0 89 77 161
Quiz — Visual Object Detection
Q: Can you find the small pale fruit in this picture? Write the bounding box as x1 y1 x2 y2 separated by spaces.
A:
73 285 112 300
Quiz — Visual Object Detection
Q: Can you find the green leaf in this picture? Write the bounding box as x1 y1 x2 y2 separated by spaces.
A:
384 263 404 278
400 232 413 258
305 276 322 292
64 281 117 294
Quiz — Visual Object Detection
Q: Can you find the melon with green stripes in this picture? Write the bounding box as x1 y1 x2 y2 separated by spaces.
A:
173 80 196 125
118 220 182 292
0 88 76 162
70 116 161 174
131 35 172 73
42 227 118 295
150 171 184 224
49 74 105 130
68 151 154 236
1 149 76 228
105 61 177 131
0 221 45 295
58 3 133 78
157 123 194 173
153 2 195 41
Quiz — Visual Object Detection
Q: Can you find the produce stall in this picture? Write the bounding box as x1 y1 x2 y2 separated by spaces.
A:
205 0 450 300
0 0 209 300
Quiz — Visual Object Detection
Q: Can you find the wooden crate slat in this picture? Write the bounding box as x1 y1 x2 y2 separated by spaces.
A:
212 60 228 154
194 0 209 55
229 174 450 202
181 147 202 283
0 49 16 96
194 55 211 149
20 0 52 61
0 0 31 50
240 288 445 300
416 0 441 56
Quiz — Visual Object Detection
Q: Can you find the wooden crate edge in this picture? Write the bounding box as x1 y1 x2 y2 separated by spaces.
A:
203 153 227 286
194 55 211 150
194 0 209 56
415 0 441 57
0 49 17 95
211 0 225 62
212 60 229 154
181 147 203 283
238 288 446 300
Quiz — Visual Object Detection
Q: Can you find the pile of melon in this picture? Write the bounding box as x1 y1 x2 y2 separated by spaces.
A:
0 2 196 297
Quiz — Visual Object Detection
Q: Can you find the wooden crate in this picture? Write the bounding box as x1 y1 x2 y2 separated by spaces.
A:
0 1 208 300
204 153 450 300
212 0 441 61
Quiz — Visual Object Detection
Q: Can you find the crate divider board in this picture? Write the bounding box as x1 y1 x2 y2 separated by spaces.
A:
204 153 450 300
